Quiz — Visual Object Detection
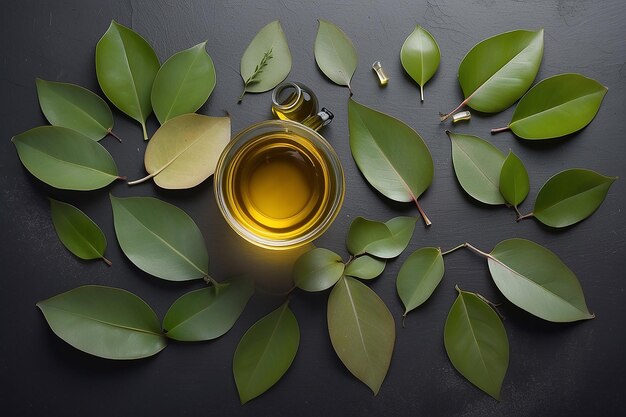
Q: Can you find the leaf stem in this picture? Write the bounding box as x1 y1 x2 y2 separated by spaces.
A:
464 242 492 259
491 126 511 135
475 293 505 320
127 173 155 186
414 198 432 226
203 275 220 287
512 205 523 219
442 243 492 259
402 314 407 328
237 85 247 103
107 129 123 142
440 98 469 122
441 243 467 256
141 123 148 141
101 256 112 267
420 85 424 102
517 212 535 222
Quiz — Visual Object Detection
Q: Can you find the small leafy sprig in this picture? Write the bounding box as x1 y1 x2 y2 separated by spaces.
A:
238 48 273 102
237 21 291 102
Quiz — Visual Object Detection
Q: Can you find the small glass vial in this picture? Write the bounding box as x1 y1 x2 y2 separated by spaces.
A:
271 82 333 131
372 61 389 86
452 111 471 123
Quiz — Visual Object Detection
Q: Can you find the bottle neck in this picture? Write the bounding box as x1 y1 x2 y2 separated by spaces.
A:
302 108 334 132
271 82 304 114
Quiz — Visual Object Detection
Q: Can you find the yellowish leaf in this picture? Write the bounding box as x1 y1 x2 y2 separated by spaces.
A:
129 113 230 189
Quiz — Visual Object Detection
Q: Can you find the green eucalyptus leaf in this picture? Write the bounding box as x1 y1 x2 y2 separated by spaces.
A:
239 20 291 101
346 217 392 257
444 287 508 400
400 25 440 101
396 247 444 316
488 238 594 322
314 19 358 90
151 42 216 124
96 20 160 140
447 131 506 205
50 199 109 265
349 98 434 222
379 216 417 258
12 126 120 191
346 216 416 259
344 255 386 280
499 151 529 207
442 29 543 119
293 248 344 292
36 78 115 141
497 73 608 139
163 278 253 341
37 285 167 360
530 169 617 228
110 195 209 281
233 301 299 404
328 276 395 395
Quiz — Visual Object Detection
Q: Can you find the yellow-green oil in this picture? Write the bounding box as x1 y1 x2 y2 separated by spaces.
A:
271 86 317 122
223 132 332 241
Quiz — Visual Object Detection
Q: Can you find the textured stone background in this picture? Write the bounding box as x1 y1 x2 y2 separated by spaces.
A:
1 0 624 415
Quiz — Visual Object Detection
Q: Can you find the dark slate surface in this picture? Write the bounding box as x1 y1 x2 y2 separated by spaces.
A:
1 0 625 415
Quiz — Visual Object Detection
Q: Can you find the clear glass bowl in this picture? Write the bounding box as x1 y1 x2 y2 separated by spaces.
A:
214 119 345 250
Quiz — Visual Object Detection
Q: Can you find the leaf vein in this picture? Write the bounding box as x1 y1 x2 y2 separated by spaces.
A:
511 91 605 126
454 141 500 192
352 109 416 201
537 182 611 215
43 304 162 337
343 278 371 367
115 202 208 276
489 255 589 315
163 48 204 121
19 141 117 179
47 88 108 133
458 293 491 380
114 26 146 123
243 303 289 393
57 209 102 258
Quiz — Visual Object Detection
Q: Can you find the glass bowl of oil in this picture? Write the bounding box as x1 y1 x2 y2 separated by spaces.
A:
214 83 345 250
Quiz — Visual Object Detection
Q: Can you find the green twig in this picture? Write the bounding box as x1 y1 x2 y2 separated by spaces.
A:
440 242 491 259
491 126 511 135
441 243 467 256
414 197 432 226
238 48 273 103
475 293 505 320
107 129 123 143
203 275 220 287
517 212 535 222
